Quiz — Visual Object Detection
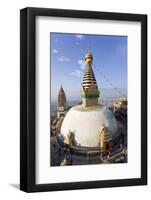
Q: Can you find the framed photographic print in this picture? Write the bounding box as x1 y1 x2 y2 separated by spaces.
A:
20 7 147 192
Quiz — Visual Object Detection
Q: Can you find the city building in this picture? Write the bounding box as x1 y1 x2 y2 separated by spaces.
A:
113 97 127 112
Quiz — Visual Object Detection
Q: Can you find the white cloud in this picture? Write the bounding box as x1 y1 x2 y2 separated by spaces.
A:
52 49 58 54
58 56 70 62
70 70 83 77
75 34 84 40
76 41 80 45
69 59 85 78
78 59 85 70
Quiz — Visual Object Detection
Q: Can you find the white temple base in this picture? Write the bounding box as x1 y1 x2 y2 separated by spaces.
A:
61 104 118 147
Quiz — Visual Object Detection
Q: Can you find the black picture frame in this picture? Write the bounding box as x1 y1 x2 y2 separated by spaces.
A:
20 7 147 192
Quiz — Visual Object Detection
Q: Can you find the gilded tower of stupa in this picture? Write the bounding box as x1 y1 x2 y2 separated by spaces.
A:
81 49 100 107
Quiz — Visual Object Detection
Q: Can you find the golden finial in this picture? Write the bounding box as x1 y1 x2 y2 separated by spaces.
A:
85 48 93 64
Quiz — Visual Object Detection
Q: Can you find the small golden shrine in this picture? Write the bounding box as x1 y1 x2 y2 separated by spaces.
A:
98 126 112 152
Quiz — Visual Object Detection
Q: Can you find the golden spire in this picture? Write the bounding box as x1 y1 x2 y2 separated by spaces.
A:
81 50 100 107
85 48 93 65
82 49 98 90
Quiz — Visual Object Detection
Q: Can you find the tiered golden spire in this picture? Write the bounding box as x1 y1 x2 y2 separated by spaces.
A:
81 49 100 107
82 49 97 90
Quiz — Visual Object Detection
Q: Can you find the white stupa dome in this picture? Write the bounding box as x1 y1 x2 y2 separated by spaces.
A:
61 104 118 147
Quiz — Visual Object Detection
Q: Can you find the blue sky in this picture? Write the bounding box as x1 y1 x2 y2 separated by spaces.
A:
50 33 127 101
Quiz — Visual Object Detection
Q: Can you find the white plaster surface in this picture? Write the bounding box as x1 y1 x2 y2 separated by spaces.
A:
61 105 118 147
